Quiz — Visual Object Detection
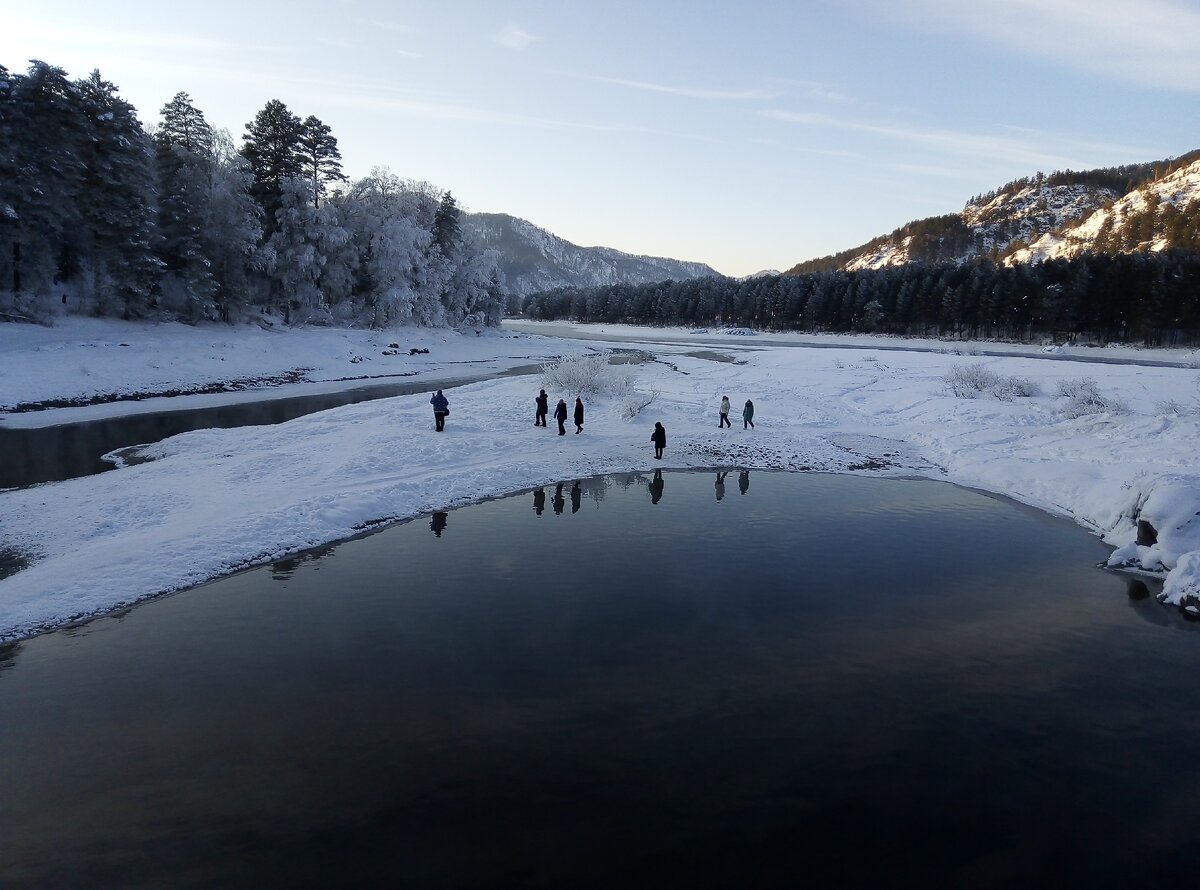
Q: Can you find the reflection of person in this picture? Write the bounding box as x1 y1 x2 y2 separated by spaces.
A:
715 470 728 501
651 422 666 459
430 389 449 432
743 399 755 429
535 389 549 426
554 398 568 436
533 487 546 516
571 480 581 514
574 397 584 434
430 512 448 537
738 470 750 495
719 395 731 428
553 482 565 515
649 469 665 504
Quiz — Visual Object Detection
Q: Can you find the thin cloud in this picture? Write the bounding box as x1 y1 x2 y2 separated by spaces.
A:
767 77 856 104
351 18 416 35
7 20 287 55
578 73 780 102
874 0 1200 91
492 23 539 51
761 109 1163 171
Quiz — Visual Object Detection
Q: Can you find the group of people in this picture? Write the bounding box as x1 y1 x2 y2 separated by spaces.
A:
535 389 584 435
718 395 754 429
430 387 756 460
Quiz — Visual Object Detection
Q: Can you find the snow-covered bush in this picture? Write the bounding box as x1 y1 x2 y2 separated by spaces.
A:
945 364 1040 401
541 353 657 416
944 363 998 398
991 374 1041 401
1056 377 1129 418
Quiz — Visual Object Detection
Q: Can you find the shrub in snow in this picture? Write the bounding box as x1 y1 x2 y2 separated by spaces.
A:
1055 377 1129 418
945 364 1041 401
541 353 658 417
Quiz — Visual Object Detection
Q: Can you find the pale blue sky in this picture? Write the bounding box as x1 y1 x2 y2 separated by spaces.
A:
5 0 1199 276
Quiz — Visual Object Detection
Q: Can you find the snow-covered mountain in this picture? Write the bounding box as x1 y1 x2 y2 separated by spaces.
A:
1007 157 1200 263
788 151 1200 274
465 212 720 297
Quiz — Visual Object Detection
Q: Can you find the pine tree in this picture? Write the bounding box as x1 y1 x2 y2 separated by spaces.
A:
76 70 161 316
298 115 346 208
241 99 304 236
3 61 87 297
432 190 462 257
155 93 219 315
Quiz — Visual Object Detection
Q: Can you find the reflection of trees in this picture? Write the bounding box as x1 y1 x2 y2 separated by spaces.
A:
270 542 340 581
0 641 22 675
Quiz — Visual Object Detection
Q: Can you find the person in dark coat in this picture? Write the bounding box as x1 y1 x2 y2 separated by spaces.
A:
554 398 568 435
430 389 449 432
743 399 755 429
651 422 666 459
573 397 584 434
535 389 549 426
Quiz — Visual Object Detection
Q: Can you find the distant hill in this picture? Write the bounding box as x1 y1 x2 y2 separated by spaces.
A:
786 151 1200 274
465 212 720 298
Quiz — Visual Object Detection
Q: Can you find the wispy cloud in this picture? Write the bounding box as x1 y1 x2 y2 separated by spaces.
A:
872 0 1200 91
761 109 1162 170
491 22 539 51
351 17 416 35
767 78 856 104
7 20 286 55
575 73 780 102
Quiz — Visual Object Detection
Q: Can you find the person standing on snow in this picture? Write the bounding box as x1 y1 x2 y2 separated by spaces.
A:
574 397 584 434
535 389 549 427
554 398 568 435
719 395 732 428
743 399 755 429
651 422 666 459
430 389 449 432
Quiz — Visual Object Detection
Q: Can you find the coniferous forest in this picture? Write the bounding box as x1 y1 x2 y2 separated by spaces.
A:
523 252 1200 347
0 61 505 328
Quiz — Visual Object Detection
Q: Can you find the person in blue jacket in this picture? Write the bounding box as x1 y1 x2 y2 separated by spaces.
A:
430 389 449 431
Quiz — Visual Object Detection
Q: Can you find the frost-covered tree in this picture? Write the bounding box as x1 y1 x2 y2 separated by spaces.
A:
75 70 161 316
431 190 462 258
2 61 87 298
155 93 219 315
264 177 350 322
204 134 264 319
241 99 303 235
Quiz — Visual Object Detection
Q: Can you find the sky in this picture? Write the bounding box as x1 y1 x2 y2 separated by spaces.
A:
4 0 1200 277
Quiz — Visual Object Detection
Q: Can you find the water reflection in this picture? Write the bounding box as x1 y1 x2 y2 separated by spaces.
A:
715 470 727 501
1 472 1197 889
430 512 448 538
739 470 750 495
270 542 338 580
649 469 665 505
571 481 581 514
552 483 565 515
533 488 545 516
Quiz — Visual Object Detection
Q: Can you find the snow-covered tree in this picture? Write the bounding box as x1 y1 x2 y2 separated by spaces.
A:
264 177 350 322
75 70 161 316
241 99 304 235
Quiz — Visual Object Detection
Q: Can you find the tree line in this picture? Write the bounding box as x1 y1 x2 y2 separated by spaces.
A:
0 60 505 328
523 251 1200 346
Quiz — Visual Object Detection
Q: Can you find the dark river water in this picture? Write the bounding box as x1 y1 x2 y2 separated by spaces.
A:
1 471 1197 889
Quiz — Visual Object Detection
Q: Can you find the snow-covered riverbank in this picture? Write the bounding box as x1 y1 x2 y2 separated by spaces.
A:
2 318 1198 640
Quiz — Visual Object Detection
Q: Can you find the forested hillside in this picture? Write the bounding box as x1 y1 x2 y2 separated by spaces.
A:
0 60 505 328
524 251 1200 346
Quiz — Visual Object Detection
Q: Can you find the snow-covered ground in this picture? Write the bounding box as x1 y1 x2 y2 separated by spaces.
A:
2 317 1199 641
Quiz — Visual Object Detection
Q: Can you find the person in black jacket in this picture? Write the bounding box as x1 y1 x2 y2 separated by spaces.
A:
554 398 568 435
573 397 584 434
430 389 449 432
651 422 666 459
535 389 549 426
